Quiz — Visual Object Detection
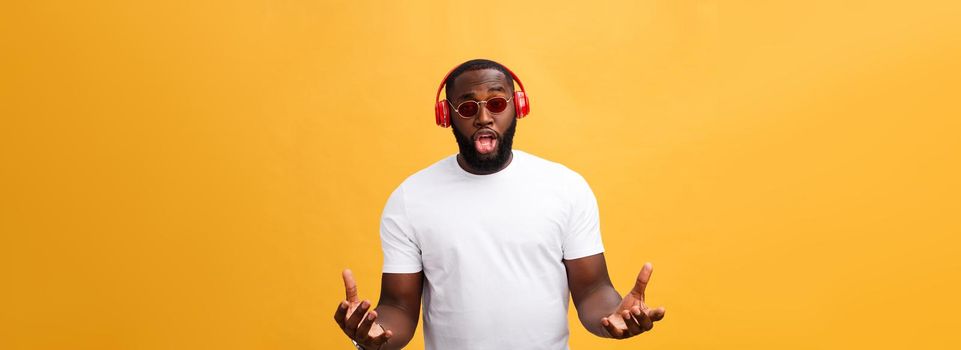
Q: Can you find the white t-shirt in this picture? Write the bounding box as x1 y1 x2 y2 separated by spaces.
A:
380 150 605 350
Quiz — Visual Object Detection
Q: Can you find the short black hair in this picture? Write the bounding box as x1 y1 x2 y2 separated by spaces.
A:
444 59 515 102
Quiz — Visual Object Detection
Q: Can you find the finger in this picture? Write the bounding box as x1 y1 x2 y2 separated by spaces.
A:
343 269 360 303
622 309 643 336
631 262 653 300
601 317 624 339
628 300 650 317
369 329 393 346
333 300 349 329
345 299 371 333
367 319 385 339
648 306 666 322
635 305 654 331
355 310 377 341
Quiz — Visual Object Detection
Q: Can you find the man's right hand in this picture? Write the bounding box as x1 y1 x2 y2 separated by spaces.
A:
334 269 392 349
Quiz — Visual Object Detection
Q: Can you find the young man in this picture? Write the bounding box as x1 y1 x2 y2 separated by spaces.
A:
333 59 666 349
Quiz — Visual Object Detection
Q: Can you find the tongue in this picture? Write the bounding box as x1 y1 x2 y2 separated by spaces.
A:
475 137 497 154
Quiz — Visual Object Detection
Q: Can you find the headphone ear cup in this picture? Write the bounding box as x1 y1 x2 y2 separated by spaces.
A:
514 91 530 118
435 100 451 127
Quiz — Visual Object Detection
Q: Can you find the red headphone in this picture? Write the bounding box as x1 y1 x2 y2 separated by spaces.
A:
434 63 530 128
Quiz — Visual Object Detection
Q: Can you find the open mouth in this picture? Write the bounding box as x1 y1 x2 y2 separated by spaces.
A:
473 129 499 155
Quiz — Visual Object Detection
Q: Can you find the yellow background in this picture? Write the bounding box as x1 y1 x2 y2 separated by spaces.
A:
2 1 959 349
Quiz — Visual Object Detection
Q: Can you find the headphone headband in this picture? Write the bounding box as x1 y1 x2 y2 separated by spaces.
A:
434 64 527 105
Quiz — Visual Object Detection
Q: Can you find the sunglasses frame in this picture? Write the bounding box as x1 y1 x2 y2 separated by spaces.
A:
447 95 514 119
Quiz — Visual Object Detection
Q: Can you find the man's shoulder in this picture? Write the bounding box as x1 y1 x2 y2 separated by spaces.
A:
395 154 457 188
514 149 586 182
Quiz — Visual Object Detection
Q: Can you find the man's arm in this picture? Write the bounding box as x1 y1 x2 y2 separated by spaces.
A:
371 272 422 350
564 253 666 339
334 270 423 350
565 253 622 337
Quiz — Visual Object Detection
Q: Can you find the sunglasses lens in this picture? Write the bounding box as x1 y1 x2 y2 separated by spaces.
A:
486 97 508 113
457 101 478 118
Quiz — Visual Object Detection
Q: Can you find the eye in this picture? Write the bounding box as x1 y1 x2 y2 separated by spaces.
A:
457 101 479 117
486 97 507 113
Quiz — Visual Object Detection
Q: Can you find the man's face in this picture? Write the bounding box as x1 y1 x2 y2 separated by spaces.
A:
448 69 517 172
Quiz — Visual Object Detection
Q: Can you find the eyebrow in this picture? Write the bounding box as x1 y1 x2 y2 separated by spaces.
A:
458 86 507 101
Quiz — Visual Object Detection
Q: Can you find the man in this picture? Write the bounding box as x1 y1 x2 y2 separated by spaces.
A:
333 59 666 349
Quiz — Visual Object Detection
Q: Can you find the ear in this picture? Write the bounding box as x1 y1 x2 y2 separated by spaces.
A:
435 100 451 127
513 91 529 118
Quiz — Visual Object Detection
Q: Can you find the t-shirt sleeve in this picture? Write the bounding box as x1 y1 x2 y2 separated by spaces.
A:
562 174 605 260
380 185 424 273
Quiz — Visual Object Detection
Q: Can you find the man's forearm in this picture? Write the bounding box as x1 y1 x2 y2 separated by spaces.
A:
372 303 418 350
574 285 622 338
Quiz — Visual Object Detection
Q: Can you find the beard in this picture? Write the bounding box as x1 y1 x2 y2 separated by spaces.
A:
452 117 517 173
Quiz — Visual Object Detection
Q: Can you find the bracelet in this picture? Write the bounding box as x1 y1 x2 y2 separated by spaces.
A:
351 340 365 350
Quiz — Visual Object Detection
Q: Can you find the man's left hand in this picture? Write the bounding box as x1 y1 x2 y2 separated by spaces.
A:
600 262 666 339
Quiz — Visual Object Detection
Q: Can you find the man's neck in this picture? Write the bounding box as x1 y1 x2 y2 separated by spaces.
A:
456 151 514 175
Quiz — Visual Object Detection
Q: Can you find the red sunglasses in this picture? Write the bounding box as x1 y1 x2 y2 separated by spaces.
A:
447 96 514 119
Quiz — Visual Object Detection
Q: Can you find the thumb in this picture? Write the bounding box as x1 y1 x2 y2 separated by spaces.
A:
631 262 653 299
343 268 359 303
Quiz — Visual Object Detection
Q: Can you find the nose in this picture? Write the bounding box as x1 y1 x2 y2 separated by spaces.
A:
473 102 494 128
